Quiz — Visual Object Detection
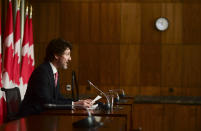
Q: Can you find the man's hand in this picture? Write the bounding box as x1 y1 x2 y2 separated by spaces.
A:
74 99 93 108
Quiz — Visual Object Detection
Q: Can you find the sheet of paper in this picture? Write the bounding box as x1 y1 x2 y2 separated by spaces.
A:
92 95 102 104
87 95 102 110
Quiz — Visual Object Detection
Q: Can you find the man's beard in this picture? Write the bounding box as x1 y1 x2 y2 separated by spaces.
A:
63 65 68 69
62 63 68 69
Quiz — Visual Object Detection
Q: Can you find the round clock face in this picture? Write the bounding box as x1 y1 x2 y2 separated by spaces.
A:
155 17 169 31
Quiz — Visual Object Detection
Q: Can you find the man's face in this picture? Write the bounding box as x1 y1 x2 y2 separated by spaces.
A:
57 48 71 69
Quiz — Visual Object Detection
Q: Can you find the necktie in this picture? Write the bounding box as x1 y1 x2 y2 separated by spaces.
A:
55 72 58 87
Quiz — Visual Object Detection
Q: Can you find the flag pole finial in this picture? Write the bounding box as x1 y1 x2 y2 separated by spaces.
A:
17 0 21 9
26 5 29 15
30 5 32 18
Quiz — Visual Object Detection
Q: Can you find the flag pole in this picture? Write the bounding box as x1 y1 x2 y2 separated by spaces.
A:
30 5 32 18
20 0 25 45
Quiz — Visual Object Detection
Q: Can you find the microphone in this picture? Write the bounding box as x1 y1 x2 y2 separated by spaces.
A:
109 89 120 103
72 71 79 101
109 89 125 102
111 89 125 98
87 80 110 110
44 104 101 128
118 89 125 98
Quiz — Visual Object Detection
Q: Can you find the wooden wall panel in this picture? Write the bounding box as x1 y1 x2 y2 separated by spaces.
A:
183 0 201 2
163 104 176 131
70 44 80 75
141 3 161 44
161 45 182 87
22 0 201 131
32 2 60 44
163 104 199 131
161 3 183 44
196 106 201 131
31 0 60 2
140 45 161 87
100 3 121 44
183 3 201 44
60 2 80 43
28 0 201 97
1 0 8 29
120 45 140 86
129 0 179 2
61 0 121 1
161 87 185 96
121 3 141 44
0 0 1 19
182 46 201 88
80 3 90 43
79 2 102 44
185 88 201 96
79 44 99 85
33 43 47 67
99 44 120 86
133 104 163 131
120 86 139 96
174 105 197 131
90 2 101 43
61 0 183 2
140 87 161 96
133 104 201 131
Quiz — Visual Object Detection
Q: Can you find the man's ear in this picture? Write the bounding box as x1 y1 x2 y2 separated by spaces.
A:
54 54 59 60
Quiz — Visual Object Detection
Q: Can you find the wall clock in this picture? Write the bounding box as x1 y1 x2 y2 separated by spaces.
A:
155 17 169 31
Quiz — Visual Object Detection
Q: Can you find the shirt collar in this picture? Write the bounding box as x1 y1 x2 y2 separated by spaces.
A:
49 62 58 74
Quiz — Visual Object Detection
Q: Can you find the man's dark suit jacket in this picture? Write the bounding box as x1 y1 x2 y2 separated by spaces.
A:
18 62 72 117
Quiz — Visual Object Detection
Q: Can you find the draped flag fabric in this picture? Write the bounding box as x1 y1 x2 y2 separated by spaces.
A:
13 7 21 87
2 0 14 90
20 10 29 99
1 0 14 124
0 1 35 124
0 6 3 124
28 10 34 79
0 7 2 88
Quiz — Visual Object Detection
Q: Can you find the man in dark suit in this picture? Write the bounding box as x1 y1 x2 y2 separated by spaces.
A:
18 38 92 117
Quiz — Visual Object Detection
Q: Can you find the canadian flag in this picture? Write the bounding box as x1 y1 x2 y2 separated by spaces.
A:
0 4 3 124
13 6 21 87
2 0 14 90
28 7 34 79
20 8 29 99
1 0 14 123
0 5 2 88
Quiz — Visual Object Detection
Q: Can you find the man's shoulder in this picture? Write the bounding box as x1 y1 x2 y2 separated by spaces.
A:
36 62 50 68
34 62 51 73
28 62 52 83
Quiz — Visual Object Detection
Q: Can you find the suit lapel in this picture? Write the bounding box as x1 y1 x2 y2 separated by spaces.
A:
45 62 56 99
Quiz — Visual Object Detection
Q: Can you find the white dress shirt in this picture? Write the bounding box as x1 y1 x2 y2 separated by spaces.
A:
49 62 74 106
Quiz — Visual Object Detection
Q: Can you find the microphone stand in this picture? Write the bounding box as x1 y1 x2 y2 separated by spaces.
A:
109 89 120 103
88 80 111 110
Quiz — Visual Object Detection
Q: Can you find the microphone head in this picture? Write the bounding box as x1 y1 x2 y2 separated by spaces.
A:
87 80 92 85
72 71 75 77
